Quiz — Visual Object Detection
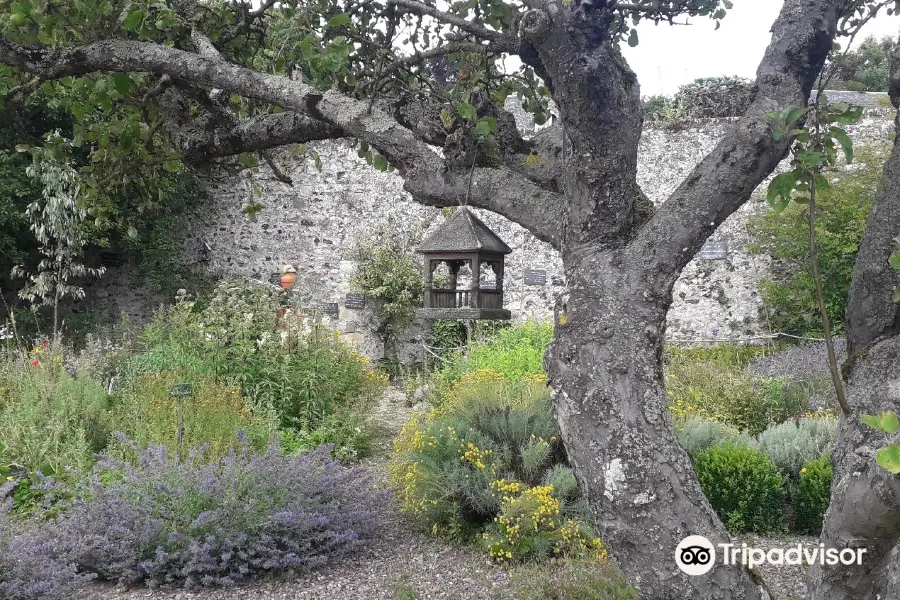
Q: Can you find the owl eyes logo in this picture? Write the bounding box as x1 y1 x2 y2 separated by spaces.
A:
675 535 716 576
680 545 712 565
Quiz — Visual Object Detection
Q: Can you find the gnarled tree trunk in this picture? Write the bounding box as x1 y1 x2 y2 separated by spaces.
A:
809 46 900 600
546 254 770 598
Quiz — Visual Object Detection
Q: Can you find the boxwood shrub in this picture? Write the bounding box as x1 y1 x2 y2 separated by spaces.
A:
694 443 786 534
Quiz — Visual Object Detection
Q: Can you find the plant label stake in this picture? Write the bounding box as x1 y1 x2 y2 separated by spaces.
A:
169 383 193 461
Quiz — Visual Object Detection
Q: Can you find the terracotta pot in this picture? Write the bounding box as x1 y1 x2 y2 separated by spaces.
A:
280 272 297 290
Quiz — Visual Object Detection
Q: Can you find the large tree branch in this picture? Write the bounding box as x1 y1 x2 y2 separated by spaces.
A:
404 166 563 246
518 7 644 249
0 34 562 244
844 44 900 356
154 86 343 158
630 0 843 294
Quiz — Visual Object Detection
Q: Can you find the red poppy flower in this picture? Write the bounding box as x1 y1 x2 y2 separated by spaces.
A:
43 342 49 348
32 360 40 367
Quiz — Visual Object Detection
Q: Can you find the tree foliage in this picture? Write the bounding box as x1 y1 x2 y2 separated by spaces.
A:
828 34 895 92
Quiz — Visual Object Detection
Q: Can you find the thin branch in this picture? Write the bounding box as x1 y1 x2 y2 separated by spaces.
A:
381 39 514 78
262 150 293 184
387 0 508 42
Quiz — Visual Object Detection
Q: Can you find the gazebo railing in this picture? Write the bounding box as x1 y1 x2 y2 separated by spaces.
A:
429 289 503 309
430 289 470 308
480 290 503 309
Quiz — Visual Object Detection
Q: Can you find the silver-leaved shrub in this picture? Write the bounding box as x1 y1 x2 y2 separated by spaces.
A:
753 416 836 478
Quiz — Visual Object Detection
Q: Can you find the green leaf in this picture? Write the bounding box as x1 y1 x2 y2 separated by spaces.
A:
162 160 181 173
891 251 900 270
831 127 853 164
475 120 492 137
875 445 900 474
112 72 131 96
457 101 476 121
122 8 143 30
127 225 138 239
373 154 388 171
861 412 900 434
327 13 351 27
766 171 796 212
239 153 259 169
628 28 639 47
786 107 808 124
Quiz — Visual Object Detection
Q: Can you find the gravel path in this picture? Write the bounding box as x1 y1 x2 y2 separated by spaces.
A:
75 387 813 600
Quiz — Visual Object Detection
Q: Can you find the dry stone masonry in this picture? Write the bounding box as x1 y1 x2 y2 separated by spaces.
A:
89 93 896 362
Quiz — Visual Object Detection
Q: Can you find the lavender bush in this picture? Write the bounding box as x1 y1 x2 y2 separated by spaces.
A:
0 481 93 600
0 436 385 598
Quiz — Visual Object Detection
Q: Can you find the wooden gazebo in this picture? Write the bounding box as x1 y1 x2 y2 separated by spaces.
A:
416 207 512 321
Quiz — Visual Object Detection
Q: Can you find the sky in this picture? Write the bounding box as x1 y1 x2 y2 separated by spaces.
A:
623 0 900 95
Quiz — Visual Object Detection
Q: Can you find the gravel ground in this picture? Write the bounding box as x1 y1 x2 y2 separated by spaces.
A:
736 534 820 599
75 387 813 600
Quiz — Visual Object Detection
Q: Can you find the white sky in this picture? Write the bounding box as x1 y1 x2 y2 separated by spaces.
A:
624 0 900 95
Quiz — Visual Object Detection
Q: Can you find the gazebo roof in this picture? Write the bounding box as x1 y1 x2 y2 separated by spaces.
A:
417 207 512 255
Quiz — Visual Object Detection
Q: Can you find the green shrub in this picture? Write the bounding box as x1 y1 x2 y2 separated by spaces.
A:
694 443 786 534
106 371 278 461
125 280 386 430
279 411 376 463
666 353 806 434
673 76 755 119
754 417 836 478
434 321 552 393
391 371 604 562
642 94 680 124
508 559 639 600
0 345 110 481
350 227 423 340
748 144 887 337
675 417 750 458
792 455 833 534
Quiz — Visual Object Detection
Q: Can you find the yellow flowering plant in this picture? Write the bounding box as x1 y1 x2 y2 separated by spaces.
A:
391 371 607 561
483 483 608 563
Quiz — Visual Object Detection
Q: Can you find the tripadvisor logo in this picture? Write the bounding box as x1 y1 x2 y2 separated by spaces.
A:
675 535 716 576
675 535 868 576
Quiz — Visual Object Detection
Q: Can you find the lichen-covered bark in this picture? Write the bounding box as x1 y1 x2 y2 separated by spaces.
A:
546 253 771 599
808 338 900 600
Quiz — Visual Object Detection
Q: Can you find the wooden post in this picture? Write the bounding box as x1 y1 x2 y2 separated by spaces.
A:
470 254 480 308
169 382 193 462
424 257 435 308
448 261 461 291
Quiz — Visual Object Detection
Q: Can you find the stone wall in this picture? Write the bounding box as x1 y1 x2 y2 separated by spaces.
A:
86 94 896 361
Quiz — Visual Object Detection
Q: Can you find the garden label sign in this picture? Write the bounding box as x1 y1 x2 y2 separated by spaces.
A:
320 303 340 318
169 383 193 397
169 383 192 460
523 269 547 286
697 241 729 260
344 293 366 309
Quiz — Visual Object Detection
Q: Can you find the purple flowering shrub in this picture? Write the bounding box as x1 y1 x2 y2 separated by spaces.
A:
0 436 385 597
0 480 93 600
